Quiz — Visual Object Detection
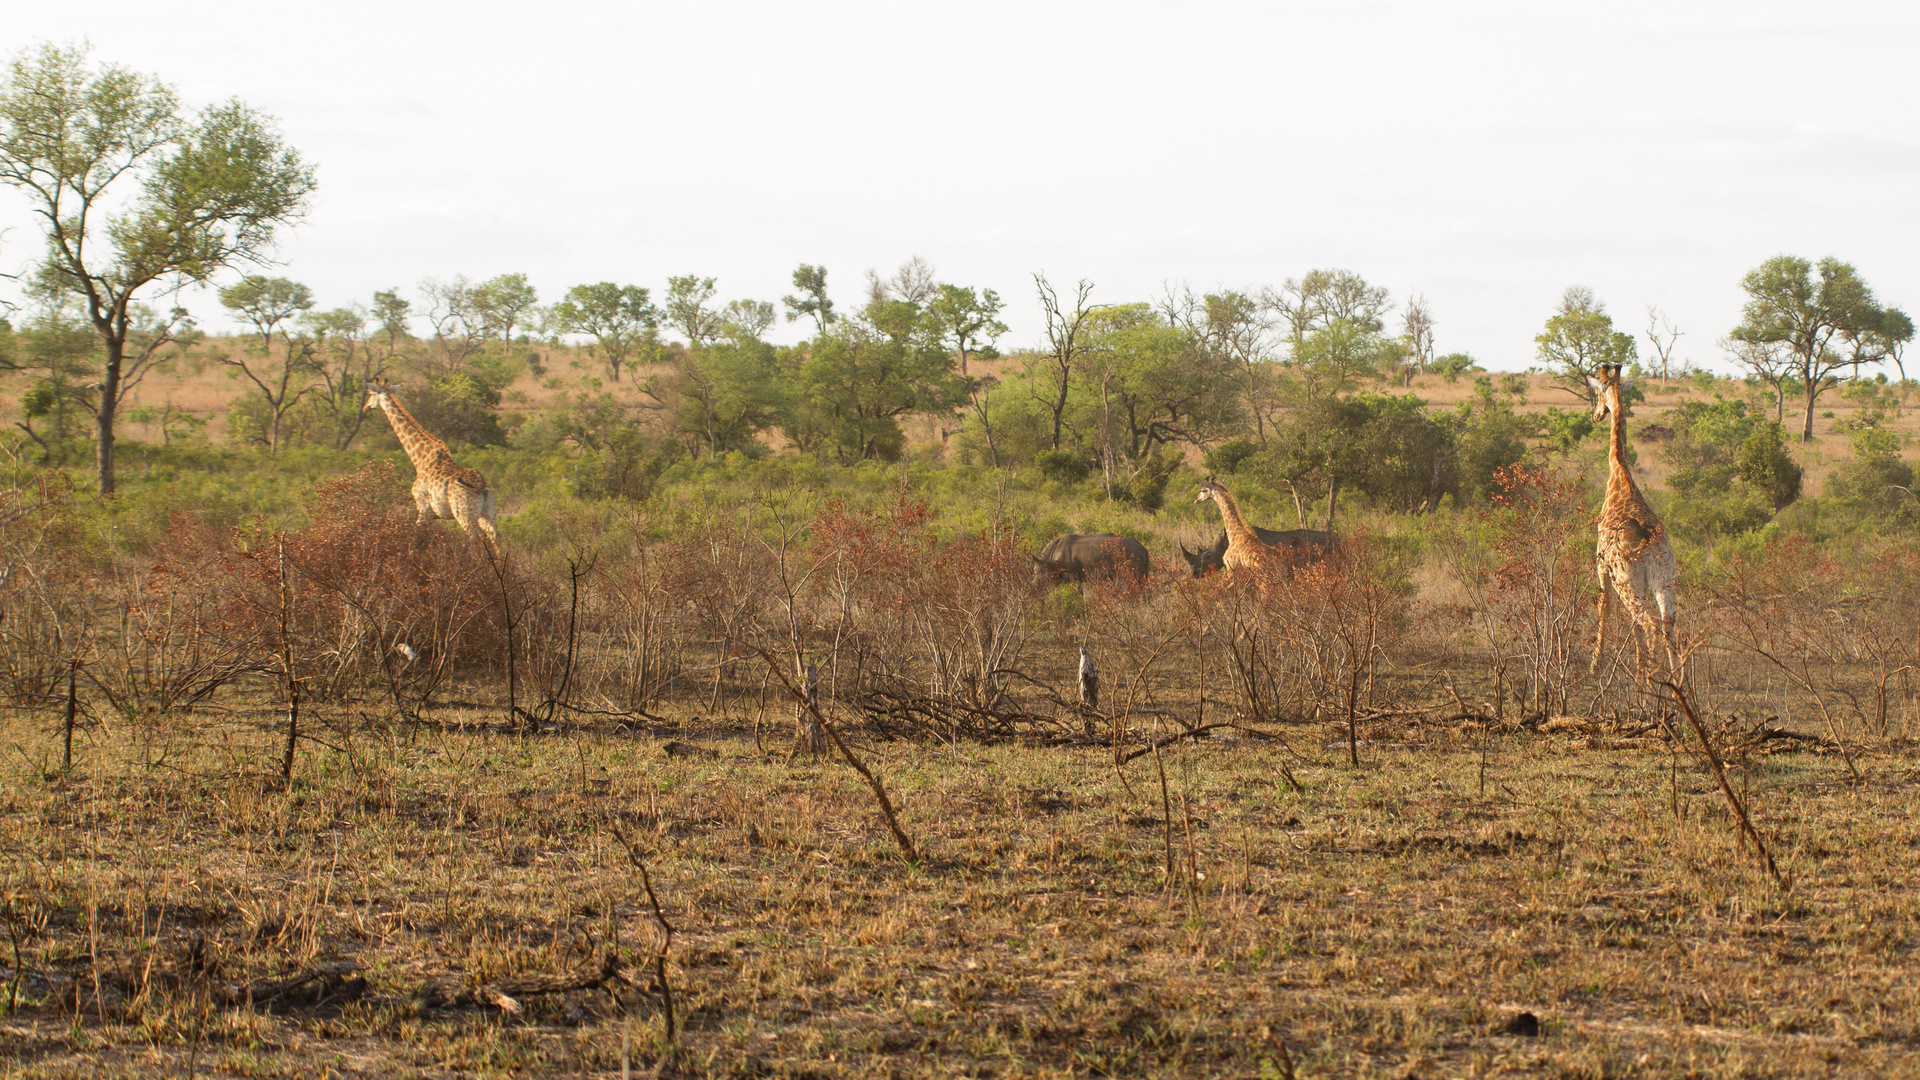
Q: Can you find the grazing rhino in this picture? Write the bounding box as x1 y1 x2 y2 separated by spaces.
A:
1032 533 1151 587
1180 527 1335 578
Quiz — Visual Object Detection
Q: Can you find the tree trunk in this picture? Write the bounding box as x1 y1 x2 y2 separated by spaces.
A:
1325 477 1339 534
96 338 124 495
1801 376 1819 442
793 666 827 757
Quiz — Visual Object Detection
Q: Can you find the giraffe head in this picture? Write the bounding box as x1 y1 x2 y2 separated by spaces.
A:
366 382 396 411
1587 364 1634 422
1196 476 1225 504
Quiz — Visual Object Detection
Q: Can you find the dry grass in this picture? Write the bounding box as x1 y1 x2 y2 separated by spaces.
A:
3 693 1917 1078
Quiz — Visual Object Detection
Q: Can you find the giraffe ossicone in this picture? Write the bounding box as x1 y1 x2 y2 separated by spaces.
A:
367 383 500 555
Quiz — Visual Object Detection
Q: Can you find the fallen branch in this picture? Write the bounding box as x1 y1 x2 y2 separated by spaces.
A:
754 647 918 863
1661 679 1787 889
1119 722 1236 764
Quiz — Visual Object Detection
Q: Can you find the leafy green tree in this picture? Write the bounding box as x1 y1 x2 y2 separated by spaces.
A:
664 275 723 347
513 390 682 500
1735 422 1803 510
782 264 837 334
1163 287 1277 441
219 276 312 351
1663 397 1801 513
924 284 1008 377
1433 352 1480 383
1078 303 1243 500
471 272 539 346
301 305 385 449
1438 379 1536 506
371 288 412 358
0 42 315 492
1264 269 1395 403
1256 395 1375 527
1535 287 1637 407
550 282 658 381
671 340 787 459
791 302 968 463
217 275 315 453
9 304 100 462
721 300 776 342
1730 255 1912 441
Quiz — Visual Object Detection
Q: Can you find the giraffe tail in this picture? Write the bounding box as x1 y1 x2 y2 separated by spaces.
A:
476 515 501 558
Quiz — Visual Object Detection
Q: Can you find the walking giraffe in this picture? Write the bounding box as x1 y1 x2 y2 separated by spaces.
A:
1588 364 1678 678
366 384 499 555
1195 477 1290 581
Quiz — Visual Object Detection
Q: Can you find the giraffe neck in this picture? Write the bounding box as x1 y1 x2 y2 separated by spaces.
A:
380 394 451 470
1211 487 1261 549
1605 386 1641 505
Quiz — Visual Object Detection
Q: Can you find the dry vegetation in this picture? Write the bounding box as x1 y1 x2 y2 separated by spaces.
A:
2 453 1920 1078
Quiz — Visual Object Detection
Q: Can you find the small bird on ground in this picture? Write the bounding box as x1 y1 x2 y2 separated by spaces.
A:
1077 644 1099 712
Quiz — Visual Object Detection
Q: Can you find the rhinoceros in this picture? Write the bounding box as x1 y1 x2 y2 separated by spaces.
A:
1032 533 1151 587
1179 527 1335 578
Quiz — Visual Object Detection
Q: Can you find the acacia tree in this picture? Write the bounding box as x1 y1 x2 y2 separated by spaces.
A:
1263 269 1395 402
304 304 385 449
0 42 315 493
1535 286 1637 407
550 282 658 381
471 272 538 346
1731 256 1912 441
371 288 412 360
1163 287 1276 440
418 275 488 373
218 275 315 453
664 275 723 347
782 263 836 334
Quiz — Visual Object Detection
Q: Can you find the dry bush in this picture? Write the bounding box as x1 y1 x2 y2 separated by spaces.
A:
1198 534 1411 742
1706 536 1920 742
668 507 778 712
88 518 259 717
760 491 1046 741
1436 460 1595 717
202 464 507 706
900 524 1037 712
0 474 84 704
592 531 685 711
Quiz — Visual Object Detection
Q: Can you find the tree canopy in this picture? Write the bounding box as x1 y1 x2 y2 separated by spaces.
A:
0 42 315 492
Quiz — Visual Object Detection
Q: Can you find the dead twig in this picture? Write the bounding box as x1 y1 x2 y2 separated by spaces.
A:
609 823 677 1045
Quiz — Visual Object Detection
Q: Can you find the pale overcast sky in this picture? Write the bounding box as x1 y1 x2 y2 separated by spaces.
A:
4 1 1917 371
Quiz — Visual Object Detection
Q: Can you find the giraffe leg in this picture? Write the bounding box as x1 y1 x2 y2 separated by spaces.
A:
1613 583 1663 684
1590 565 1612 676
411 479 435 525
1653 582 1679 683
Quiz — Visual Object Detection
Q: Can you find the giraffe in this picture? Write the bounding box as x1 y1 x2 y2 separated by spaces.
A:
366 384 500 555
1588 363 1678 679
1195 477 1289 580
